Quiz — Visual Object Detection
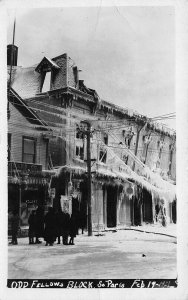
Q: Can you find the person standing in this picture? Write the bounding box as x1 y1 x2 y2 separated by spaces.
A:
44 207 56 246
28 210 36 244
62 211 70 245
55 210 63 244
34 206 44 244
11 210 19 245
69 213 78 245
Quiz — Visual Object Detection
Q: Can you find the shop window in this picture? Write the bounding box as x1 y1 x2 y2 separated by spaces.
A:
8 133 11 161
22 137 36 163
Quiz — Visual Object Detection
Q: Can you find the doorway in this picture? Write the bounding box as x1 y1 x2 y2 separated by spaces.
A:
142 189 153 223
172 200 176 223
133 197 142 226
107 186 117 227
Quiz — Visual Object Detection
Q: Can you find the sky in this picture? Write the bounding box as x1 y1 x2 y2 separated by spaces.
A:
7 5 175 129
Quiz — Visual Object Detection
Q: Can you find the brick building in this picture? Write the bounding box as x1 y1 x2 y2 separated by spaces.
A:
7 44 176 231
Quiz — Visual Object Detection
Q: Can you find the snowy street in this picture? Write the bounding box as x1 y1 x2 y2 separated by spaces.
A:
8 225 177 279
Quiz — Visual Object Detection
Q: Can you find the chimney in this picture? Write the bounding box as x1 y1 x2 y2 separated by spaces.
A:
79 79 84 86
7 44 18 66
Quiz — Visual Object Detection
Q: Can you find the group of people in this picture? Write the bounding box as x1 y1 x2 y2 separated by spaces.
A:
28 206 78 246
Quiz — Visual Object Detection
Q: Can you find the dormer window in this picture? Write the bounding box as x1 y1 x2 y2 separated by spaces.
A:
35 56 60 93
42 71 51 92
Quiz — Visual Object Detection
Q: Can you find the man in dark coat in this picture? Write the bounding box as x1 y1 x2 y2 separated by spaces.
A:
28 210 36 244
61 211 70 245
44 207 56 246
55 210 64 244
11 211 19 245
69 213 78 245
34 206 44 244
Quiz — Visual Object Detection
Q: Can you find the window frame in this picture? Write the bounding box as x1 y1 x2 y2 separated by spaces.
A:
75 125 86 161
8 133 11 161
99 133 108 164
22 136 36 164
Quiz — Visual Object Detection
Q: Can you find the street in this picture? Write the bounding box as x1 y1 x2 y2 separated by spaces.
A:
8 226 177 279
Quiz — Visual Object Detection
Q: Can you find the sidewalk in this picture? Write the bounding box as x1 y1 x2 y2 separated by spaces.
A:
8 226 176 279
104 223 176 238
11 222 176 240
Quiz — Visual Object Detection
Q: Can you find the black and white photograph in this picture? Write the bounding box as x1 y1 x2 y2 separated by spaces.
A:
1 0 188 299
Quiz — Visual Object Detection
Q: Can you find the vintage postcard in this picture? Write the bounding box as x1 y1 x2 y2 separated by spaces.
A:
0 0 188 299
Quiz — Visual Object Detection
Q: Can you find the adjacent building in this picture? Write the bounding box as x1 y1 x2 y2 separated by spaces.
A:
7 87 54 230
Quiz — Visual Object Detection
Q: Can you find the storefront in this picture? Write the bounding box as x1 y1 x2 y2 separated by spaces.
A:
51 166 88 232
8 162 53 233
51 165 134 231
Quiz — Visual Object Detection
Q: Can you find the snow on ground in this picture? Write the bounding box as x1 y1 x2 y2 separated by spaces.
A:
8 225 177 279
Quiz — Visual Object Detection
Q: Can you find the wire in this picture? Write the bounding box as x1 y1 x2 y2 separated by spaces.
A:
8 97 175 133
9 98 176 133
150 112 176 119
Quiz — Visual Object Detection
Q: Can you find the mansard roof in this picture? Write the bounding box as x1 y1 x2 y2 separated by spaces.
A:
8 52 175 137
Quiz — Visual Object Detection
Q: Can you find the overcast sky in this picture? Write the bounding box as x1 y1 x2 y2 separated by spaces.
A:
7 6 175 129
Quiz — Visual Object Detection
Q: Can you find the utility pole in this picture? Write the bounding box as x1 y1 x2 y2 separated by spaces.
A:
8 18 16 119
131 123 144 226
86 122 92 236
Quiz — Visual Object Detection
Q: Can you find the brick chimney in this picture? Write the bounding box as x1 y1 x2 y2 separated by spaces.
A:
7 44 18 66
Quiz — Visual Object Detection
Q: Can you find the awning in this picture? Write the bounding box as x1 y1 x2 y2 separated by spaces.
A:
55 165 87 177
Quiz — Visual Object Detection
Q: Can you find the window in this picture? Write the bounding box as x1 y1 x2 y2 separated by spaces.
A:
76 145 84 160
125 137 131 148
22 137 36 163
75 125 85 160
122 154 128 165
41 71 51 92
168 145 173 175
8 133 11 161
122 128 134 149
73 66 78 87
159 148 162 159
99 134 108 163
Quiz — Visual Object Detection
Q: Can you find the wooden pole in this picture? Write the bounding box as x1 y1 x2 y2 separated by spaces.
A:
86 122 92 236
132 124 144 226
19 184 21 227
